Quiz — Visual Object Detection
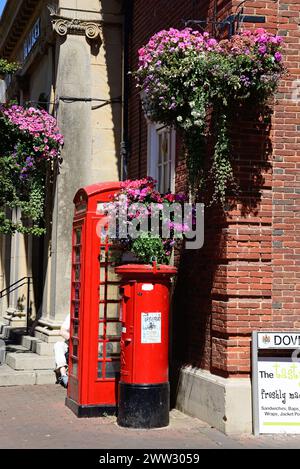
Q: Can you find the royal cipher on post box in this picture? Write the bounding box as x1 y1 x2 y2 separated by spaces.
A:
66 182 122 417
116 263 177 428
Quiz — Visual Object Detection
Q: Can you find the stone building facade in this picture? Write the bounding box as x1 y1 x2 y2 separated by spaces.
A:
127 0 300 433
0 0 124 337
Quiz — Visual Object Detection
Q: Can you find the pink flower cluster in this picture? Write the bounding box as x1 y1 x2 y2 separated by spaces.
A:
2 105 64 160
138 28 220 71
119 176 186 204
220 28 284 61
138 27 284 71
112 177 188 259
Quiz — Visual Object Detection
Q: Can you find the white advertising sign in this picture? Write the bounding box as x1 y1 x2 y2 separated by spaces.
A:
258 332 300 349
258 359 300 433
141 312 161 344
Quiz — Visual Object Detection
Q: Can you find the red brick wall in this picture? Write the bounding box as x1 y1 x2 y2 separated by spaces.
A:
127 0 300 378
272 1 300 329
128 0 215 178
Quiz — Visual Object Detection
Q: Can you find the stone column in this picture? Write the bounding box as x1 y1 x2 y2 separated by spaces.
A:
3 208 28 327
37 3 122 341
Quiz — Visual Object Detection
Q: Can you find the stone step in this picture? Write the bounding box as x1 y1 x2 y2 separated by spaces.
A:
2 315 27 328
35 341 54 356
0 364 56 386
0 325 12 340
5 344 28 354
6 352 55 370
34 329 62 343
35 370 56 385
0 318 9 328
21 335 41 352
0 364 36 386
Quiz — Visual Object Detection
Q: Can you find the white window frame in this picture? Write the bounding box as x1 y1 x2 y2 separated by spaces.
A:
147 122 176 193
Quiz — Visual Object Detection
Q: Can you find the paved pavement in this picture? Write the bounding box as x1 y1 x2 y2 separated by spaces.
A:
0 385 300 449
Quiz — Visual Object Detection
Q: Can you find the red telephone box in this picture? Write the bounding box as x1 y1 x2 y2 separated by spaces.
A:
116 263 177 428
66 181 122 417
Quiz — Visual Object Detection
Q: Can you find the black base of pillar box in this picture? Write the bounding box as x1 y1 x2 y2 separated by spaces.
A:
65 397 116 418
117 382 170 428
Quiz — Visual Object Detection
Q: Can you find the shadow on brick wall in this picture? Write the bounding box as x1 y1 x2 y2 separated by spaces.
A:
170 104 273 407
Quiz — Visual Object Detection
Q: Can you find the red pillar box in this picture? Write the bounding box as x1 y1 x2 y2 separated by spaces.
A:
66 182 122 418
115 263 177 428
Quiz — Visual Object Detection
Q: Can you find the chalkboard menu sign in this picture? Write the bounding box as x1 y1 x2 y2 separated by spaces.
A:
252 332 300 434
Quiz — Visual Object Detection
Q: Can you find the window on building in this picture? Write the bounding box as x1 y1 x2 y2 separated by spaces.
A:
147 123 175 194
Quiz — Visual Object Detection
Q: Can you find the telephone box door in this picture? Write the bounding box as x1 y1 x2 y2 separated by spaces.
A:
66 182 122 417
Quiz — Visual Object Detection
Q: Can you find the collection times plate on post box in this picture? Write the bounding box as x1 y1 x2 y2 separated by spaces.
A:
141 312 161 344
253 332 300 434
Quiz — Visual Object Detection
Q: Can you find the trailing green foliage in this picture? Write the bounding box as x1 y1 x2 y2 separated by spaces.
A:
132 233 169 264
0 105 63 235
0 58 19 76
136 28 285 204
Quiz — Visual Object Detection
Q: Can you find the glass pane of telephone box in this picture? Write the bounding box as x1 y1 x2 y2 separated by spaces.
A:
74 284 80 300
100 267 106 283
99 283 120 301
75 264 80 281
71 359 78 377
97 361 103 378
98 322 104 339
75 246 81 263
99 302 105 319
73 301 79 319
107 302 119 319
105 361 120 378
72 321 79 337
99 248 107 263
106 342 120 358
75 228 81 245
106 284 120 300
99 302 119 319
100 265 121 282
98 342 103 358
72 339 79 358
99 284 106 300
106 322 122 339
107 264 121 282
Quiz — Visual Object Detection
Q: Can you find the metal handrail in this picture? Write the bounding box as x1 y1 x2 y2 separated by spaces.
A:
0 276 32 334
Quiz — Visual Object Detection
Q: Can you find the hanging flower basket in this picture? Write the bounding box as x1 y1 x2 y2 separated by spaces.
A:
0 104 64 235
135 28 285 204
